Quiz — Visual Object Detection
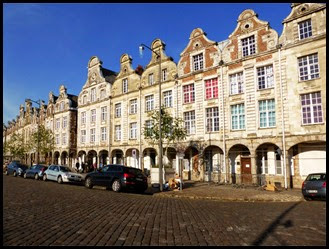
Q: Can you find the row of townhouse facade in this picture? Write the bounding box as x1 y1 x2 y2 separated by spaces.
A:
3 3 326 188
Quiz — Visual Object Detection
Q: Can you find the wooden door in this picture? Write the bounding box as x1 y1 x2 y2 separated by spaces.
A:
241 157 252 184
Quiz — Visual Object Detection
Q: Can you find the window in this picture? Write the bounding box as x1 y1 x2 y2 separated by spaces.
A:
241 35 256 57
206 107 219 132
62 133 66 145
90 88 96 102
81 130 86 143
257 150 268 174
184 111 196 135
122 78 128 93
91 109 96 123
231 104 245 130
275 152 282 175
205 78 218 99
115 103 121 118
298 19 312 40
298 53 319 81
56 118 60 129
81 112 86 125
101 106 107 122
148 73 154 85
60 102 64 111
163 90 172 108
259 99 276 128
230 72 244 95
145 120 153 136
301 92 323 124
183 83 195 104
62 116 67 128
145 95 154 112
130 99 137 114
193 53 204 71
162 68 168 81
100 89 106 99
257 65 274 89
55 134 60 145
101 127 107 141
83 95 87 104
130 122 137 139
115 125 121 141
90 128 95 143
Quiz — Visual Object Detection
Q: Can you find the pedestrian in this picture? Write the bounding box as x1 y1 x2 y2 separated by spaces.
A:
75 161 79 172
93 162 97 171
81 163 85 173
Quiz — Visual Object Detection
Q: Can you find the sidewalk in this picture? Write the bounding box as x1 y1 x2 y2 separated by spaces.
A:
151 181 304 202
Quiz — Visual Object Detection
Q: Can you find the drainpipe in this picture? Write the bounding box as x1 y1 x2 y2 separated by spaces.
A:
139 84 143 171
278 44 287 190
220 61 227 184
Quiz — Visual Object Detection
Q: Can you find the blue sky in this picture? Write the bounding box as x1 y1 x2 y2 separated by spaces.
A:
3 3 291 124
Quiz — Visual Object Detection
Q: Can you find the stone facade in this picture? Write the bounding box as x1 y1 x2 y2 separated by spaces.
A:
4 3 326 188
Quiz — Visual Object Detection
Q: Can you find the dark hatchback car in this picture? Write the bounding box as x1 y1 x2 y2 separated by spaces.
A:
5 161 29 177
302 173 326 201
84 164 148 193
24 164 48 180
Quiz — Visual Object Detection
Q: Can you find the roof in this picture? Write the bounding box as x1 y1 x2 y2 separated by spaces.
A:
101 67 117 84
67 94 78 108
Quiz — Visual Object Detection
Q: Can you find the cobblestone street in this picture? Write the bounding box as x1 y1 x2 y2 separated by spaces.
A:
3 175 326 246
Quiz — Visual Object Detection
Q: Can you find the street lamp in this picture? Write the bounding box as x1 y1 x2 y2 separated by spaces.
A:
139 43 164 191
26 98 42 165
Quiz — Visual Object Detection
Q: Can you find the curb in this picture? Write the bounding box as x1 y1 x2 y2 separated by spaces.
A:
153 193 304 202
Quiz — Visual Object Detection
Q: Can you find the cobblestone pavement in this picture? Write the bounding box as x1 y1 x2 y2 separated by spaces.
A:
3 175 326 246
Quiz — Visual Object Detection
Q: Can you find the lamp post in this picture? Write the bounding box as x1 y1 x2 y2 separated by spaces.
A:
139 43 164 191
26 98 42 165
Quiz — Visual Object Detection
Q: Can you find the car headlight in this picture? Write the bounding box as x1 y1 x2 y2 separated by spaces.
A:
18 168 22 173
63 173 69 178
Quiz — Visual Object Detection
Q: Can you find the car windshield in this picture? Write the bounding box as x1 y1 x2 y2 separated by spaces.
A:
125 168 145 176
306 174 326 181
60 166 71 172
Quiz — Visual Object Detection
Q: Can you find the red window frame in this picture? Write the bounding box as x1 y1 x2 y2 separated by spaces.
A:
205 78 218 99
183 83 195 104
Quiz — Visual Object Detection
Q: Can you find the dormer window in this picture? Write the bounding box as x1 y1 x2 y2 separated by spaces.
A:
90 88 96 102
193 53 204 71
100 89 106 99
241 35 256 57
148 73 154 85
298 19 312 40
83 95 87 104
60 102 64 111
122 78 128 93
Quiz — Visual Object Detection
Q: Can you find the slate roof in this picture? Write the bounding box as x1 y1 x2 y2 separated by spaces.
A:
101 67 117 84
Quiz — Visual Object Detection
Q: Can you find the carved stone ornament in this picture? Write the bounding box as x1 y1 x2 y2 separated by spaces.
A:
178 61 186 77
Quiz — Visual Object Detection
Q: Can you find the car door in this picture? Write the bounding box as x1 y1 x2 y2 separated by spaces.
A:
102 165 117 186
27 165 36 177
52 166 60 180
47 166 57 180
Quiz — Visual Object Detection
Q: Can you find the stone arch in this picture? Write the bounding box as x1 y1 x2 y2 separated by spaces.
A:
60 151 68 166
184 146 199 181
203 145 224 182
111 149 124 165
228 144 251 184
77 150 87 171
163 147 177 168
98 150 109 167
143 148 157 170
53 151 60 165
126 148 140 169
87 150 98 172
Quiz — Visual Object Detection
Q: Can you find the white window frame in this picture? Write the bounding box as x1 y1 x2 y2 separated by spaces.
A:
229 72 244 95
56 118 60 130
145 120 153 137
231 104 245 130
90 88 96 102
55 134 60 145
122 78 128 93
101 106 107 122
91 109 96 123
259 99 276 128
257 65 274 90
162 68 168 81
184 111 196 135
81 111 86 125
206 107 219 132
62 133 66 145
101 127 107 142
298 53 320 81
148 73 154 85
163 90 172 108
115 103 121 118
62 116 67 129
130 99 137 114
145 95 154 112
298 19 312 40
130 122 137 140
192 53 204 71
83 95 87 104
300 91 323 125
81 130 86 143
90 128 95 143
241 35 256 57
115 125 121 141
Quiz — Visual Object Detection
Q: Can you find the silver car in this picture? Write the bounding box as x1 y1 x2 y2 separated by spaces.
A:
302 173 326 201
43 165 83 184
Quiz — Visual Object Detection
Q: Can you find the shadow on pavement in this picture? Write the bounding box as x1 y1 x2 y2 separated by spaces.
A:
251 202 302 246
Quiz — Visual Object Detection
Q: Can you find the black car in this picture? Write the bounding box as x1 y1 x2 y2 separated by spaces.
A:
5 161 29 177
302 173 326 201
84 164 148 193
24 164 48 180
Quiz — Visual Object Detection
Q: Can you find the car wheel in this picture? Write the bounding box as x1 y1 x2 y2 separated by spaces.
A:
13 171 17 177
112 179 121 192
304 196 313 201
57 176 63 184
84 177 93 189
24 173 27 179
34 173 39 180
43 174 47 181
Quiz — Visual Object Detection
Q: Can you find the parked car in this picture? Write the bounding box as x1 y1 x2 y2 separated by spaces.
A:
302 173 326 201
43 165 83 184
84 164 148 193
24 164 48 180
5 161 28 177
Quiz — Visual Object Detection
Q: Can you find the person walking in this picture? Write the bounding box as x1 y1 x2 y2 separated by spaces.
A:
93 162 97 171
